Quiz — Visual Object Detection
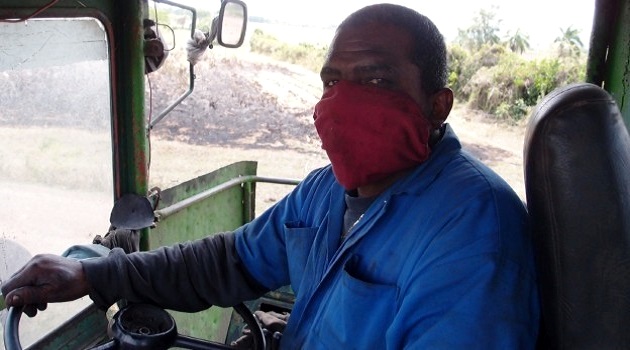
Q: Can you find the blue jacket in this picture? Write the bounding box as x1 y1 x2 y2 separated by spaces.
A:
235 124 539 349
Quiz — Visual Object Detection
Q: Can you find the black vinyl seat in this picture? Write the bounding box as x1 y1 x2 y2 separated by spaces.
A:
524 82 630 349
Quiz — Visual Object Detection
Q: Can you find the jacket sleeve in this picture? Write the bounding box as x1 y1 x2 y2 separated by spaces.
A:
391 188 539 349
80 232 269 312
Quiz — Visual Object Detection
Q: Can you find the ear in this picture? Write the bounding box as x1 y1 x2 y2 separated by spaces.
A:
428 88 454 129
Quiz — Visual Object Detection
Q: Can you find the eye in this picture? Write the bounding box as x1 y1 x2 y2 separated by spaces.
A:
363 78 394 88
366 78 383 85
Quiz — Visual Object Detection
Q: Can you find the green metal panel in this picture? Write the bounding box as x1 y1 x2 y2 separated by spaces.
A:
110 0 149 197
147 161 258 343
109 0 153 250
587 0 630 126
604 0 630 124
150 161 258 246
25 305 109 350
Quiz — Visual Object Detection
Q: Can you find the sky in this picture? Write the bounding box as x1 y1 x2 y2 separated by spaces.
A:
181 0 595 49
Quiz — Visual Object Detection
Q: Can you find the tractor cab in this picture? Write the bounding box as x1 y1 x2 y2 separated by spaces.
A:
0 0 630 349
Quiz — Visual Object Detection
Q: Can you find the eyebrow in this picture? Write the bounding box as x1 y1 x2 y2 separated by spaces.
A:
355 64 395 75
320 63 395 79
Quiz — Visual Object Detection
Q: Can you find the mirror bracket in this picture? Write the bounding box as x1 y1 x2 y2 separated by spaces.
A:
146 0 198 131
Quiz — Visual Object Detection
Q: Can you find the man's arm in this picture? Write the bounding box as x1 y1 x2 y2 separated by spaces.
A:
394 254 539 349
2 232 269 314
392 184 539 349
83 232 269 311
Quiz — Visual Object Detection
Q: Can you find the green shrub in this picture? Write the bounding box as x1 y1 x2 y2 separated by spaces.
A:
455 44 586 122
524 57 585 105
447 44 470 94
450 44 507 102
495 99 530 123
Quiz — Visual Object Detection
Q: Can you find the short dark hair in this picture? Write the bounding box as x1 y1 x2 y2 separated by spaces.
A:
338 3 448 94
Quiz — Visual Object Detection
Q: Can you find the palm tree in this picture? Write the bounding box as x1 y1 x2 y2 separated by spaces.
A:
555 26 584 57
507 29 531 54
456 7 502 51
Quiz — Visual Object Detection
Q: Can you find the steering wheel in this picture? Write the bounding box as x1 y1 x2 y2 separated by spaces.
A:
4 303 265 350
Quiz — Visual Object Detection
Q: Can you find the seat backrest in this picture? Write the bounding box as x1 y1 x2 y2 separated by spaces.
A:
524 82 630 349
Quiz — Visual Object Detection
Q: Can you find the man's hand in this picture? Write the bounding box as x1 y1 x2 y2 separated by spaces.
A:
1 254 90 317
231 310 289 349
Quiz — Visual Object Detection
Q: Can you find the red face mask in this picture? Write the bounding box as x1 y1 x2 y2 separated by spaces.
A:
313 80 432 190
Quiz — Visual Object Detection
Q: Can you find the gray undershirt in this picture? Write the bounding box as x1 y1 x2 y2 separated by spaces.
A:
341 192 377 242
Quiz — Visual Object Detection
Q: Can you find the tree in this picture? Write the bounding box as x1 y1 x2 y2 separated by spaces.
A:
554 26 584 57
456 7 502 51
507 29 531 54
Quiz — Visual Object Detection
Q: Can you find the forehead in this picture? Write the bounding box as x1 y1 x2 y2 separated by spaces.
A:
326 22 415 67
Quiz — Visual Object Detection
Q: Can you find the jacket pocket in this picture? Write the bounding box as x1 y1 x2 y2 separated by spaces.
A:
283 221 319 293
314 255 399 349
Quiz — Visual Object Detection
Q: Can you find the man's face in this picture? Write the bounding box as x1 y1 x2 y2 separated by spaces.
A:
319 22 432 117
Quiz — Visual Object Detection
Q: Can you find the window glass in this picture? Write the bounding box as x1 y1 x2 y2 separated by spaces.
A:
0 18 112 346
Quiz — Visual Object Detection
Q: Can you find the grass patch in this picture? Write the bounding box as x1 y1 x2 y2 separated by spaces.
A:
0 127 113 192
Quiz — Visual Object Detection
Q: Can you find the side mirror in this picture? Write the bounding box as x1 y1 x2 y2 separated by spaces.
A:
217 0 247 48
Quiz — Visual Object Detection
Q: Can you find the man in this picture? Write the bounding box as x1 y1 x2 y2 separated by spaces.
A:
2 3 539 348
